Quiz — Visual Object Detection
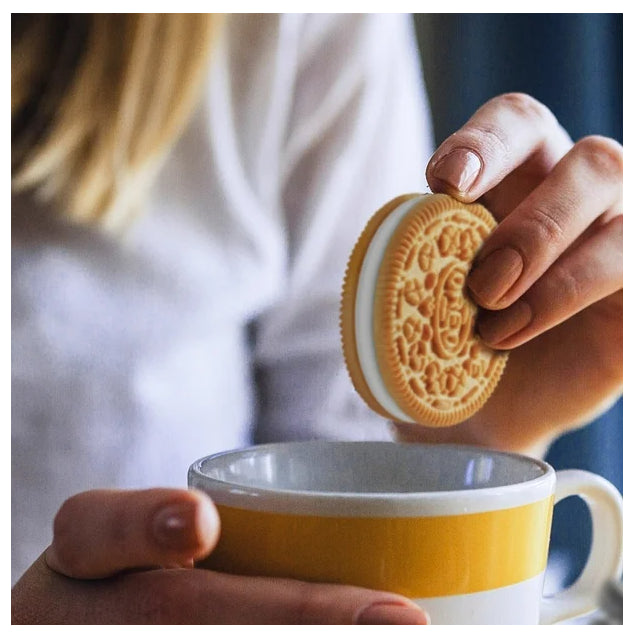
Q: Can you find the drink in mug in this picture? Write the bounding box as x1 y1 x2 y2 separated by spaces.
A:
188 441 622 625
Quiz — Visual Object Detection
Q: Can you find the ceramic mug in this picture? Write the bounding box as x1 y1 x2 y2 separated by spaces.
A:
188 441 622 624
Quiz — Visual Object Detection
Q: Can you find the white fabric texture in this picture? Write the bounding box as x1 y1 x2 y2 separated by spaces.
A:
11 13 433 583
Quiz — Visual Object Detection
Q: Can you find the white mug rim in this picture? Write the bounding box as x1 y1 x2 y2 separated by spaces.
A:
188 441 556 517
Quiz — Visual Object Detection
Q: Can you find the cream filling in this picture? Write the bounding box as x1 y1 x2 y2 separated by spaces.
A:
354 197 424 423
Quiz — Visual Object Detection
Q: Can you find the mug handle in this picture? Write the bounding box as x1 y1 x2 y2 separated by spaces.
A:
540 469 623 624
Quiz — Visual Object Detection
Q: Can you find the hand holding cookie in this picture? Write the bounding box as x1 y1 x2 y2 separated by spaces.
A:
405 93 622 451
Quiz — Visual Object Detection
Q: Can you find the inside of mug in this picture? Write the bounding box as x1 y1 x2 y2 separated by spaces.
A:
197 441 547 494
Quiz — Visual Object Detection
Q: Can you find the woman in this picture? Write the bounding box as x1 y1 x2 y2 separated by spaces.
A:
12 14 622 624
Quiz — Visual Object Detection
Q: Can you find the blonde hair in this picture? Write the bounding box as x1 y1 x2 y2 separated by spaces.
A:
12 14 222 231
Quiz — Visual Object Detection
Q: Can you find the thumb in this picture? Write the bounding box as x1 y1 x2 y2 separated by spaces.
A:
46 488 219 578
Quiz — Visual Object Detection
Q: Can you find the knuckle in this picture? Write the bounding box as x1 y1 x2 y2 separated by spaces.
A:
574 135 623 180
495 92 557 128
451 119 510 162
548 262 583 309
470 123 509 157
463 93 560 160
293 581 321 624
292 580 336 625
524 205 566 246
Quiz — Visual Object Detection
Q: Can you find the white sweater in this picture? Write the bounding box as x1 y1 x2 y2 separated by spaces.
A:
11 13 433 583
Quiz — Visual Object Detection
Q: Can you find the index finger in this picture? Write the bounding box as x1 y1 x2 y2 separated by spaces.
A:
45 488 220 579
426 93 572 203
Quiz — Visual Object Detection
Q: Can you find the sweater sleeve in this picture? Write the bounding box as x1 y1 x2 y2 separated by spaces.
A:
252 14 435 442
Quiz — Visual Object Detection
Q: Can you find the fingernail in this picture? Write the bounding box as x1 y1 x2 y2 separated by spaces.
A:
356 601 429 625
152 503 199 550
468 247 524 308
477 301 533 346
432 148 482 193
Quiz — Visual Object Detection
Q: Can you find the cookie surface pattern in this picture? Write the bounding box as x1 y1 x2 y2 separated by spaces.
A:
375 195 508 426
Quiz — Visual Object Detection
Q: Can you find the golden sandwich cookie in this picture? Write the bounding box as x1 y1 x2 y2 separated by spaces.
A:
340 193 508 427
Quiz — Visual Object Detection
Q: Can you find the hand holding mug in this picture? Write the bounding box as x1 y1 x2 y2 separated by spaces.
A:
11 488 427 624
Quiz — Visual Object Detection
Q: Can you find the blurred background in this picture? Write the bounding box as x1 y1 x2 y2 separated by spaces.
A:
413 13 623 591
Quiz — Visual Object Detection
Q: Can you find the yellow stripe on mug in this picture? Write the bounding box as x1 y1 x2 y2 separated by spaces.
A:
204 497 554 598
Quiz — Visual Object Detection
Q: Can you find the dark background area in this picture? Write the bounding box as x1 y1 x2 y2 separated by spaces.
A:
412 13 623 587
